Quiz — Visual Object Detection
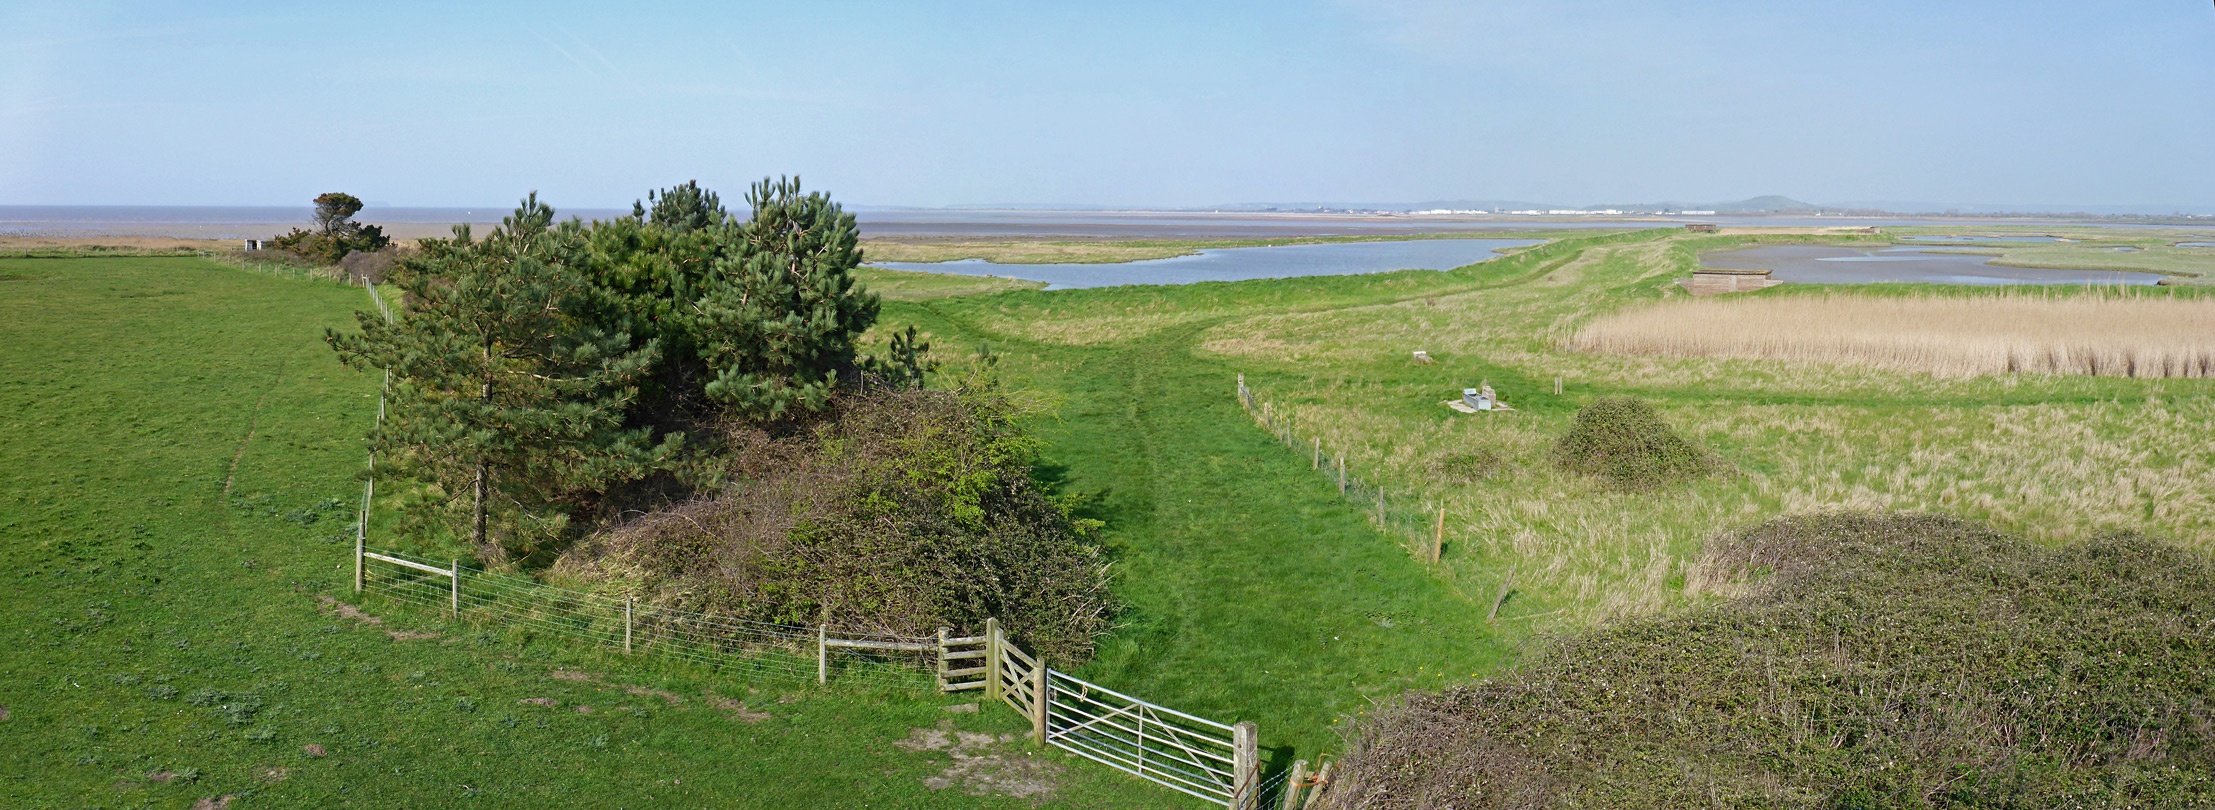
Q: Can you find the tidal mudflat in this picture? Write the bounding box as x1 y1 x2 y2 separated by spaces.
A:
1701 245 2162 285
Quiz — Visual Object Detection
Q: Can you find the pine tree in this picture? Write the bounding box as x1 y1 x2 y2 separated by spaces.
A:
328 194 670 561
692 177 881 420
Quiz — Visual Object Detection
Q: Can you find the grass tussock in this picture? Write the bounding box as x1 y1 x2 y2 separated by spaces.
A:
1550 396 1716 490
1325 513 2215 810
1572 292 2215 378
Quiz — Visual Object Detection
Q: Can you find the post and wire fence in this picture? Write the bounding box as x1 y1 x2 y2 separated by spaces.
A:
1235 373 1546 625
336 281 1300 807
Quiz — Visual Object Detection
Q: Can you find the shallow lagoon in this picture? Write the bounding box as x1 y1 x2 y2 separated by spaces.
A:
1900 235 2065 243
869 238 1543 289
1701 245 2163 286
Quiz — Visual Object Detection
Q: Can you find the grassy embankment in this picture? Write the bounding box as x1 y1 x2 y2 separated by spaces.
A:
0 256 1186 809
867 226 2214 762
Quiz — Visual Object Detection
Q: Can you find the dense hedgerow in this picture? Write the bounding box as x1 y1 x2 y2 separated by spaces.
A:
551 387 1115 662
1325 513 2215 809
1549 395 1716 490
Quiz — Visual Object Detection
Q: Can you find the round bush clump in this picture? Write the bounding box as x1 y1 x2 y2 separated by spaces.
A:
1323 513 2215 809
1549 396 1715 490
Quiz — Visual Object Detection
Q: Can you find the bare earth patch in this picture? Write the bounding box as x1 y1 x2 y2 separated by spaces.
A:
191 795 237 810
146 771 179 783
895 721 1062 800
519 698 559 708
303 744 328 757
259 766 289 782
314 595 439 641
706 693 773 723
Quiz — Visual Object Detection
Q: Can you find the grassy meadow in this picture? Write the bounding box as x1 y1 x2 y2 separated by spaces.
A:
7 222 2212 805
0 256 1187 809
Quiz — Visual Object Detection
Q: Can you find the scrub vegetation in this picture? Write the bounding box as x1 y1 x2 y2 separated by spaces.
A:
1324 513 2215 809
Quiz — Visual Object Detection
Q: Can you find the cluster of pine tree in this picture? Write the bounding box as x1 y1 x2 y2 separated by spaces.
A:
328 178 924 562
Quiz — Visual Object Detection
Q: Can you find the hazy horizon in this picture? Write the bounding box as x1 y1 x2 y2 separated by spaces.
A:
4 2 2211 210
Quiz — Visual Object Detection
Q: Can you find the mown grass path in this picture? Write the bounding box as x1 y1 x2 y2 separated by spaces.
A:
900 303 1517 761
0 257 1185 809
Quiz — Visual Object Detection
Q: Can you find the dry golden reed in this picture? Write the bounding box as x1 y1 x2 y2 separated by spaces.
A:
1571 292 2215 378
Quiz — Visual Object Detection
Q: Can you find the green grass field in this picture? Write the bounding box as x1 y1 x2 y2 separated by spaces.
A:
0 257 1187 809
7 225 2211 806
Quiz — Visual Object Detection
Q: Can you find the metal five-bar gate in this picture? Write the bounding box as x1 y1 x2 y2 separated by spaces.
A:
943 619 1260 808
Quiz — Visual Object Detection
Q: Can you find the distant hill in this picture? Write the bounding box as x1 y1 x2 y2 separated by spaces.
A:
1580 196 1818 214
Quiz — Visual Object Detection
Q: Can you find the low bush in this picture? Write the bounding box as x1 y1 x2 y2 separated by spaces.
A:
1549 395 1715 490
337 247 406 284
551 387 1115 662
1324 513 2215 809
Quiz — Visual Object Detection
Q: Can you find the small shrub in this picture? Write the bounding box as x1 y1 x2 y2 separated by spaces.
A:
1548 396 1714 490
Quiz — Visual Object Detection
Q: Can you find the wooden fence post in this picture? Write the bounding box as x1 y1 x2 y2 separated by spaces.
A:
984 618 1004 704
1030 656 1049 746
1232 721 1259 809
817 626 828 684
1311 437 1320 470
1555 375 1563 395
624 597 634 654
936 627 951 692
1279 759 1309 810
1302 760 1334 810
352 527 364 594
448 560 460 618
1433 508 1446 563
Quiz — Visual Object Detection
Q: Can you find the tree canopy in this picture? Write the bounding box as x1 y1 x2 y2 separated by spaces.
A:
330 179 904 558
273 191 391 263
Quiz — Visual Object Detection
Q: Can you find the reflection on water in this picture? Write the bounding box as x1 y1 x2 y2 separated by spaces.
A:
1701 245 2161 286
869 238 1542 290
1901 235 2065 242
2181 242 2215 248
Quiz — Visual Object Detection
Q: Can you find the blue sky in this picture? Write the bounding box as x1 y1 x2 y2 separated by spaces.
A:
3 1 2211 209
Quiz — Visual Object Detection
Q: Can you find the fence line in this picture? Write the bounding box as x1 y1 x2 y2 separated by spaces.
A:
336 281 1321 808
1235 373 1543 625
